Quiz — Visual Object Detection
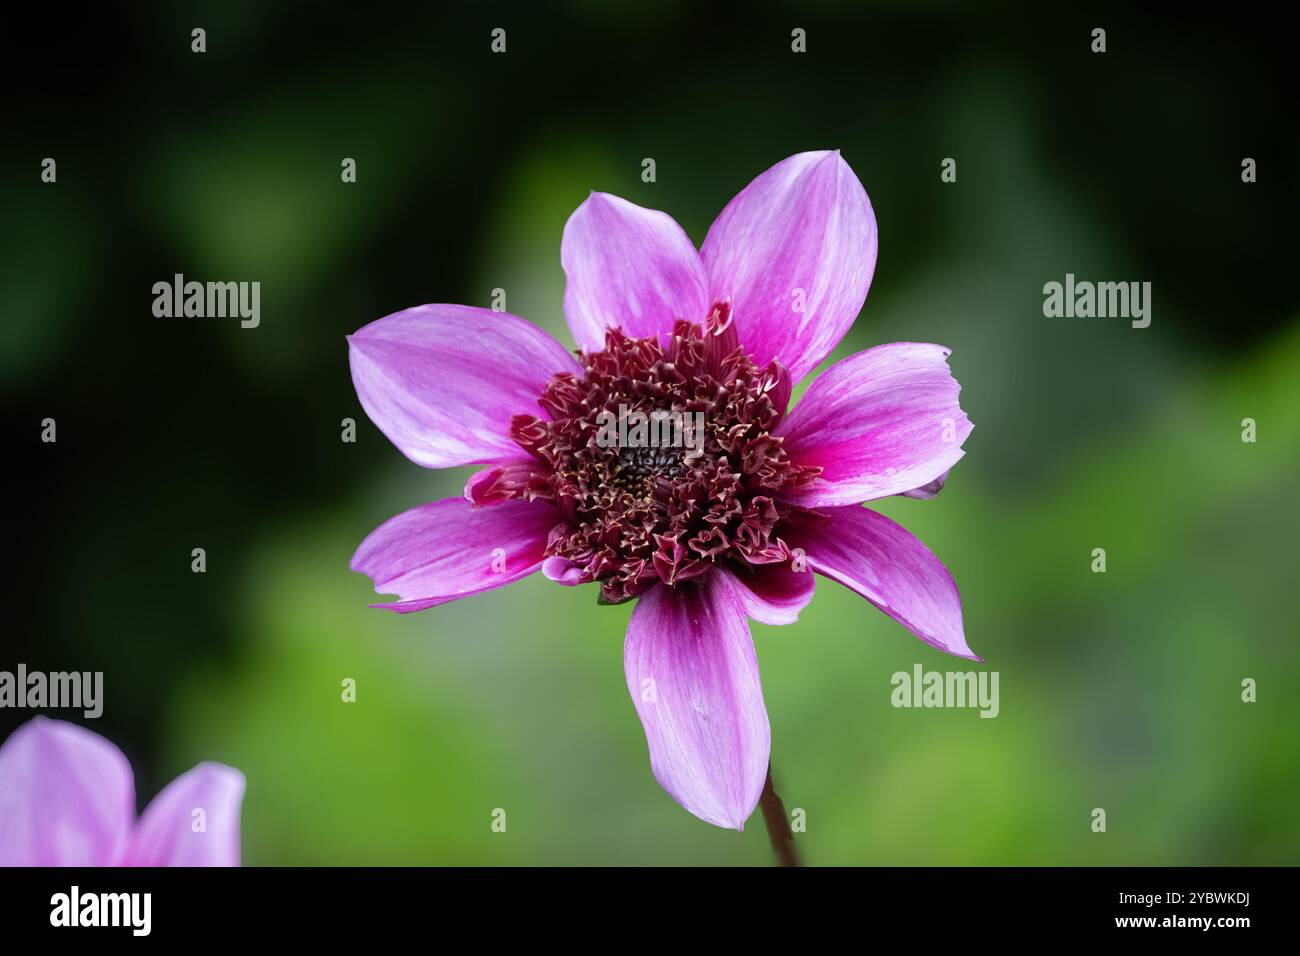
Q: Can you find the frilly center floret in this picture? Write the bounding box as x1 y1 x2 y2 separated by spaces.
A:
484 302 820 603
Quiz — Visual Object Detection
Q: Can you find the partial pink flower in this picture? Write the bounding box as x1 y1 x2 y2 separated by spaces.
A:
0 717 244 866
349 150 975 830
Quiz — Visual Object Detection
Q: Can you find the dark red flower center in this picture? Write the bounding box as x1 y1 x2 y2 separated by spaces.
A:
483 302 820 603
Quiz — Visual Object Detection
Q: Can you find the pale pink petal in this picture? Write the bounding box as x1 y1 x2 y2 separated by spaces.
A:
624 580 770 830
717 562 815 626
351 497 557 612
562 192 709 351
783 507 978 660
541 556 585 585
702 150 877 381
900 470 950 500
0 718 135 867
776 342 972 506
129 763 244 867
348 304 580 469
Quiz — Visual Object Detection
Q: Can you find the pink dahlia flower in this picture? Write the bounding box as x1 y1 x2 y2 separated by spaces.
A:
0 717 244 866
349 150 975 830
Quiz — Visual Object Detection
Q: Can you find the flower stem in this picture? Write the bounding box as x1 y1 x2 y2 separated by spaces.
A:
758 765 801 867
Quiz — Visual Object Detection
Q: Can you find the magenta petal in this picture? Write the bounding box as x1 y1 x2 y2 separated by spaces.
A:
624 580 770 830
351 497 556 612
463 460 548 507
0 718 135 867
702 150 877 382
129 763 244 867
717 562 814 626
776 342 972 506
348 304 580 469
561 192 709 352
784 507 978 660
464 465 508 506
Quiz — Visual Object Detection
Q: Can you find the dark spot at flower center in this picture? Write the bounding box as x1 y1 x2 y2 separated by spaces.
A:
501 301 821 603
616 445 687 484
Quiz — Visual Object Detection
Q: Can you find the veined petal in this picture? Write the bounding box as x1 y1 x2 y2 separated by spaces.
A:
0 718 135 867
348 304 580 469
776 342 972 506
624 579 770 830
129 763 244 867
351 497 557 613
562 192 709 352
783 507 978 660
717 562 815 626
702 150 877 382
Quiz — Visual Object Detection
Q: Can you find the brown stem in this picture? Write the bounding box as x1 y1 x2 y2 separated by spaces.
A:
758 765 801 867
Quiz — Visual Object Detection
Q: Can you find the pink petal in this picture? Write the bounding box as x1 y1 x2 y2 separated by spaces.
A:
624 579 770 830
351 497 557 612
783 507 978 660
716 562 815 626
348 304 580 469
702 150 877 382
463 460 551 508
776 342 972 506
561 192 709 352
129 763 244 867
0 718 135 867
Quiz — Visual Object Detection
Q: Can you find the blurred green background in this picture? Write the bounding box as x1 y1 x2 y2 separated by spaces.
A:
3 3 1297 864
